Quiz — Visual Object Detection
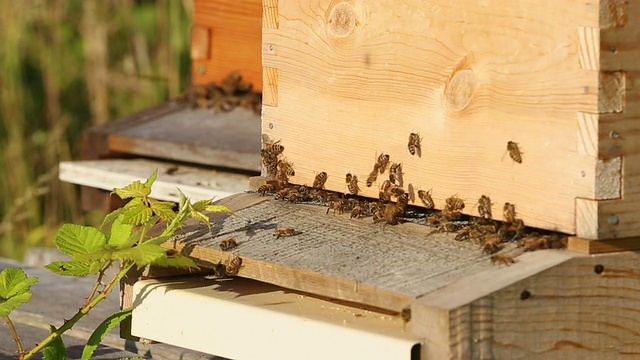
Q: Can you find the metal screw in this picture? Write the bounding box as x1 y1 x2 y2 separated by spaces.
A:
608 215 619 225
611 47 618 54
583 86 589 93
594 264 604 274
610 131 622 139
580 170 586 177
520 290 531 301
269 123 274 129
197 64 206 75
268 44 275 52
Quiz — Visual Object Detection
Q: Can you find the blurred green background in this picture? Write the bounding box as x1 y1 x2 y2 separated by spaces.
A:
0 0 192 260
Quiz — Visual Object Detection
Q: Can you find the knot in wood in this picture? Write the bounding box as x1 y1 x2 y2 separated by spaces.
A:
328 2 357 38
444 69 476 112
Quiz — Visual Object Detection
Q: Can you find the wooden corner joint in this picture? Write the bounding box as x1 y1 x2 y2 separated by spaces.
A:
262 67 279 107
600 0 628 29
598 71 626 114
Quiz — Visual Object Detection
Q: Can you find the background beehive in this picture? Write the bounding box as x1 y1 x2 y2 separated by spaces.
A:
261 0 639 244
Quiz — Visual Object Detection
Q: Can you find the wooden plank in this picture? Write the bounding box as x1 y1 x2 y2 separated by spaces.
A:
262 0 600 235
59 159 251 203
163 193 506 312
413 251 640 359
108 106 262 172
567 235 640 254
192 0 262 91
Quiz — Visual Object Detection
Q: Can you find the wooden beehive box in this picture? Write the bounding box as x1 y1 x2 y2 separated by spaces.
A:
261 0 639 252
191 0 262 90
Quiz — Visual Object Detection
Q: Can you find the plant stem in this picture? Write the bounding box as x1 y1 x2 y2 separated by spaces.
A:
21 262 134 360
5 316 24 359
82 260 114 308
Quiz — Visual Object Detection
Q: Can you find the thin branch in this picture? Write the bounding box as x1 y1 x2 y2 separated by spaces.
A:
5 316 24 359
82 260 114 308
21 262 134 360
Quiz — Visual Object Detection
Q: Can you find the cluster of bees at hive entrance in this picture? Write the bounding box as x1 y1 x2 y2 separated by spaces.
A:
259 134 567 266
182 72 262 114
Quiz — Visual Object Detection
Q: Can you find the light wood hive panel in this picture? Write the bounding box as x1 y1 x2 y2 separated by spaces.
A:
262 0 639 240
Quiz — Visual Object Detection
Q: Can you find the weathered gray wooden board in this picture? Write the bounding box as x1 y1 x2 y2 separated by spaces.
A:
169 194 498 312
108 107 261 172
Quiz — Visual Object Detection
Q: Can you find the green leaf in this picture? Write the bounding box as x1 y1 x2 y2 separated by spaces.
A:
144 235 172 246
150 200 177 222
127 243 168 268
152 254 199 269
81 308 133 360
0 267 38 298
144 170 158 189
204 204 234 215
43 325 67 360
45 261 104 276
120 202 153 226
192 197 215 211
108 217 134 248
113 180 151 199
0 293 32 318
189 208 211 228
54 224 107 257
100 207 126 229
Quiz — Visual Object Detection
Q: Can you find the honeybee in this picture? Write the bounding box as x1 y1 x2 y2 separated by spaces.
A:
396 193 409 212
379 180 392 202
454 227 472 241
490 253 515 266
297 185 310 197
376 153 390 174
346 173 361 195
276 160 295 185
477 195 492 219
350 205 363 219
372 205 385 223
408 132 422 156
219 237 238 251
257 184 275 196
383 203 403 225
274 188 291 200
366 169 378 187
221 71 242 95
445 195 465 212
389 185 405 197
313 172 328 190
389 163 403 185
225 256 243 275
401 307 411 322
287 191 302 203
273 227 298 239
481 234 503 255
521 236 548 252
503 202 516 223
264 140 285 155
261 149 279 177
326 199 345 214
506 141 523 163
417 189 434 209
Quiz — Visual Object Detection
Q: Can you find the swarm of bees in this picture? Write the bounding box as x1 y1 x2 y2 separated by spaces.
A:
185 72 262 114
254 135 564 268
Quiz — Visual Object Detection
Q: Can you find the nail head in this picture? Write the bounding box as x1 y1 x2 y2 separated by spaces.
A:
594 264 604 274
520 290 531 300
608 215 619 225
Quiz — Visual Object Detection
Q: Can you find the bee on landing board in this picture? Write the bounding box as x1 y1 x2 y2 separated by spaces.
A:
219 237 238 251
257 184 275 196
477 195 493 219
260 149 278 177
313 172 328 190
445 195 465 212
506 141 523 163
225 256 243 275
417 189 435 209
273 227 298 239
366 169 378 187
491 253 515 266
376 153 390 174
408 133 422 156
383 203 403 225
346 173 361 195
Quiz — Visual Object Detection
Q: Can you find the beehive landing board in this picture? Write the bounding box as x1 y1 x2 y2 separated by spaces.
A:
105 104 262 172
165 193 513 312
262 0 640 241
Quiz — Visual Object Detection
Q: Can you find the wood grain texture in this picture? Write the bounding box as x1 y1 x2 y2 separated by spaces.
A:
192 0 262 91
262 66 278 106
263 0 279 29
190 25 210 60
598 71 625 113
163 193 498 312
568 235 640 254
413 251 640 359
262 0 600 235
107 106 262 172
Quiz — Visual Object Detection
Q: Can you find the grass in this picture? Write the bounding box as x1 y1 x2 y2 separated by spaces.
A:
0 0 192 260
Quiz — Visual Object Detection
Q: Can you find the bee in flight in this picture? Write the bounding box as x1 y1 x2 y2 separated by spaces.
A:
408 133 422 156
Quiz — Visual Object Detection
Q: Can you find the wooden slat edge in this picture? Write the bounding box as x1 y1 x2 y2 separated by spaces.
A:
568 235 640 254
